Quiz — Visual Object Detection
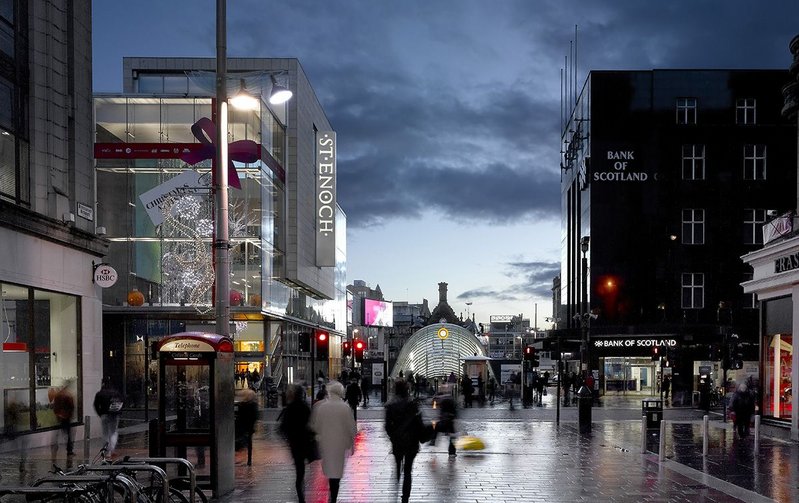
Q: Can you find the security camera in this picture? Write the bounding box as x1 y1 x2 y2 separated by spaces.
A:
96 226 107 236
62 212 75 224
766 209 779 217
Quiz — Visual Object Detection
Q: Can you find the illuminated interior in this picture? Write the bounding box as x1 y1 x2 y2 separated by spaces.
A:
390 323 487 379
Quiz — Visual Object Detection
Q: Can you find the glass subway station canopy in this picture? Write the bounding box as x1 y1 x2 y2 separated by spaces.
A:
390 323 488 379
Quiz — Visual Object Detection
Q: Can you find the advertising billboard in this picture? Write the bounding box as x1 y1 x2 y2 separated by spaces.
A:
363 299 393 327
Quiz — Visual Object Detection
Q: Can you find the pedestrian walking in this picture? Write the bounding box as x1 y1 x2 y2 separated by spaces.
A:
385 380 424 503
235 388 259 466
51 379 76 457
3 397 27 472
93 377 124 458
487 377 496 405
361 376 371 406
279 384 314 503
730 383 755 438
310 381 356 503
345 378 362 420
663 377 671 404
431 394 458 457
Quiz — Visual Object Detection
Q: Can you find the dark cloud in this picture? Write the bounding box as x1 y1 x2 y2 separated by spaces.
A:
456 261 559 302
95 0 799 231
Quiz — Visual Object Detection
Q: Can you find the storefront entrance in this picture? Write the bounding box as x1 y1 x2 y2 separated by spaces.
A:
602 357 657 395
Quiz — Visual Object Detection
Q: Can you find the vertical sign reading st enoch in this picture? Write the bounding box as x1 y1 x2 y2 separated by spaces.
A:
316 131 336 267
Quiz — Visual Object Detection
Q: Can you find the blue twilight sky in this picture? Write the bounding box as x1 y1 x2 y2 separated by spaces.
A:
93 1 799 328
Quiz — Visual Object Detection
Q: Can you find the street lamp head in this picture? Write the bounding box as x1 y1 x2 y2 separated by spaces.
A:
580 236 590 253
230 79 260 110
269 75 293 105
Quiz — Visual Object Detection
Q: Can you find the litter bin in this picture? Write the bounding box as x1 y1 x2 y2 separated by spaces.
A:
642 398 663 429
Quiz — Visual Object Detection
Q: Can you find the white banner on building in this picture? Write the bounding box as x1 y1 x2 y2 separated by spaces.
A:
762 212 793 245
139 170 210 226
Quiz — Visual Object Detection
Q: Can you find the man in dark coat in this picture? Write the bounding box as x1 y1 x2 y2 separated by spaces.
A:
385 380 421 503
730 383 756 438
279 385 313 503
235 389 259 465
93 377 124 457
345 379 362 420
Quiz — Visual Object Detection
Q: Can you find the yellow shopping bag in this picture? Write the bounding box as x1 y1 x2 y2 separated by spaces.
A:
455 435 486 451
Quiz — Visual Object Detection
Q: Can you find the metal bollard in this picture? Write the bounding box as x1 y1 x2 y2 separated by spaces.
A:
641 416 647 453
658 419 666 461
702 415 709 456
754 415 760 454
84 415 91 457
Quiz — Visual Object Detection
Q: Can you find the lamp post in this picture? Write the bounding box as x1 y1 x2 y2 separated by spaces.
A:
215 0 231 339
580 236 590 371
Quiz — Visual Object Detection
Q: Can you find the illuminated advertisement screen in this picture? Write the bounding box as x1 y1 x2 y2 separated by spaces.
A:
363 299 393 327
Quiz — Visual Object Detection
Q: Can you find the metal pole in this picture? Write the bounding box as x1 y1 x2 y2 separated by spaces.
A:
754 414 761 454
215 0 230 339
658 419 666 461
581 252 588 370
640 416 647 453
702 414 709 456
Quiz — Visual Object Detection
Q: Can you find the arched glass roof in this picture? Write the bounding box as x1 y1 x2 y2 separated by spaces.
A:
390 323 488 380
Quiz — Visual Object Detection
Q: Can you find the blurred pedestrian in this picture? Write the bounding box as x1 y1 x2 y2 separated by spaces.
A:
662 377 671 404
279 385 313 503
93 376 124 458
487 377 496 405
730 383 755 438
3 396 27 471
316 384 327 402
361 376 371 406
51 379 76 457
235 389 259 466
345 378 362 420
310 381 356 503
431 394 458 457
385 380 423 503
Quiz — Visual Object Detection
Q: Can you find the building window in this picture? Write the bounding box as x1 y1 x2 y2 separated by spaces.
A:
1 282 81 434
743 144 767 180
682 209 705 245
681 144 705 180
736 98 756 125
742 272 755 309
743 209 766 245
676 98 697 125
681 273 704 309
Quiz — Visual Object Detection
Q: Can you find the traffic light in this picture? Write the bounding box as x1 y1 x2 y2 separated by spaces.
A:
298 332 310 353
524 346 539 367
354 339 365 362
651 346 660 362
728 333 743 370
316 330 329 361
342 340 351 357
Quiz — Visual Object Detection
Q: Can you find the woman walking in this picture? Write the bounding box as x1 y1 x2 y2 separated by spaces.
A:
310 381 356 502
279 385 312 503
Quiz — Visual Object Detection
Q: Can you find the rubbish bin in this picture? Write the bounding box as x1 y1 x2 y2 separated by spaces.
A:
642 398 663 429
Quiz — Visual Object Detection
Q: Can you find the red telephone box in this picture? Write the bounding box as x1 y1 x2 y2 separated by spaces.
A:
154 332 235 496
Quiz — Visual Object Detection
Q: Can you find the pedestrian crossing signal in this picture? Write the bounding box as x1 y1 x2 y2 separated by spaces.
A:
651 346 660 361
342 340 351 357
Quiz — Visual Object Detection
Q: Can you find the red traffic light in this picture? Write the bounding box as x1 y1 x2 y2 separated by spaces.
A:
355 340 364 350
317 332 328 342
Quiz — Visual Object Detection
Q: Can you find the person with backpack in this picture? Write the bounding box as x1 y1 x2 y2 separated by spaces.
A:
93 377 125 458
730 383 756 438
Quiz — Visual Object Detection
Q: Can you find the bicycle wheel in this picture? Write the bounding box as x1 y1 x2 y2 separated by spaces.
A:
141 486 191 503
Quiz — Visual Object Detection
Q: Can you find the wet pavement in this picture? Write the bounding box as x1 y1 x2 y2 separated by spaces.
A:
1 393 797 502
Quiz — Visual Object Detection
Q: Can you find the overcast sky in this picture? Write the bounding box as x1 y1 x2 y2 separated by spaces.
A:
93 1 799 327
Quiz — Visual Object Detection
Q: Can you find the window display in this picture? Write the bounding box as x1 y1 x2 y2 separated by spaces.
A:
764 333 792 420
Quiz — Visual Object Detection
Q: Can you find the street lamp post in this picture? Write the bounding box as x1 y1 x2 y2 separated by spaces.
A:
215 0 230 339
580 236 590 371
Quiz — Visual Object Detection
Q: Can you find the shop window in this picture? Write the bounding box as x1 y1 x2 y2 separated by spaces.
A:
743 144 766 180
764 333 792 420
736 98 756 125
1 283 79 434
743 209 766 245
681 273 704 309
676 98 697 125
682 208 705 245
681 144 705 180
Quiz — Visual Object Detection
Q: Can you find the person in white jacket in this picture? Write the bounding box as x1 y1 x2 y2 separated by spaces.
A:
310 380 357 502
